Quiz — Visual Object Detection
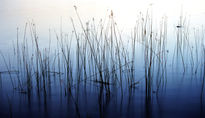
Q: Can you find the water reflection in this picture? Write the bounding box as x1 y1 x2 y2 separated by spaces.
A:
0 2 205 118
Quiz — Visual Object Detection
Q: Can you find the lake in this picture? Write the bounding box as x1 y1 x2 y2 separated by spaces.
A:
0 0 205 118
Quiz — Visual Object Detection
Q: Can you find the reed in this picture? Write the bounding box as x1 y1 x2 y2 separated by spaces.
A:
1 7 205 118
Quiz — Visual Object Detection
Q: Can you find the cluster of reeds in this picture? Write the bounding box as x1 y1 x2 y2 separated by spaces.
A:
0 8 204 112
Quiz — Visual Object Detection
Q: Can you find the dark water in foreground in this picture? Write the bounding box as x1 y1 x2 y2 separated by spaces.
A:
0 76 204 118
0 57 204 118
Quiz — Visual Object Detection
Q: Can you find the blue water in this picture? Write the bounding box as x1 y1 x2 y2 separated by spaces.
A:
0 1 205 118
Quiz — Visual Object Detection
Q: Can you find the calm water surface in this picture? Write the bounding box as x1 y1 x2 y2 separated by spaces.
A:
0 0 205 118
